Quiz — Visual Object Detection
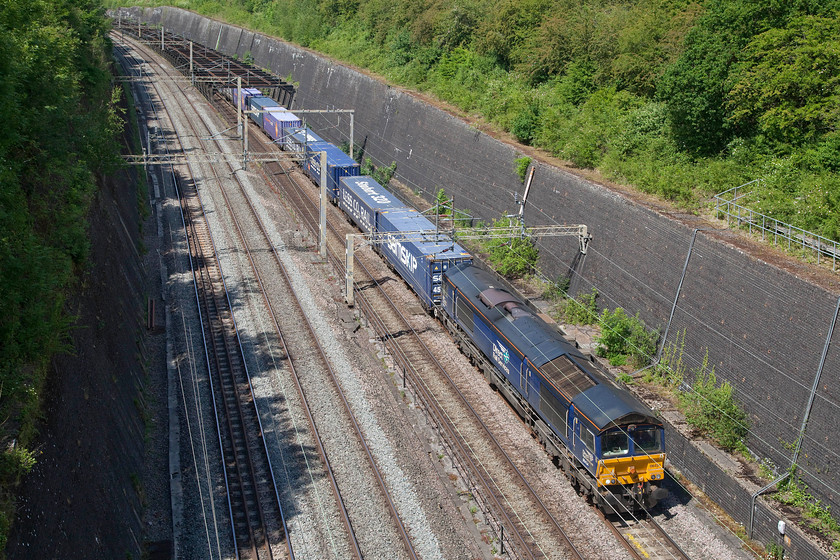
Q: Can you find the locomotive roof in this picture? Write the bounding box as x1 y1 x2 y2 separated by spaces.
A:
445 263 584 366
446 263 660 431
573 384 661 431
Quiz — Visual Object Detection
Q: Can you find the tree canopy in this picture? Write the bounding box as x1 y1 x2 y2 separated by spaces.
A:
107 0 840 235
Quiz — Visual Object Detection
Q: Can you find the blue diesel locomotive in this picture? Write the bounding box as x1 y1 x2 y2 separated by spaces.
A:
441 264 667 512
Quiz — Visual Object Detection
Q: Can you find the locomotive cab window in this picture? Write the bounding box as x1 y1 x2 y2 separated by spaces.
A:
632 427 662 454
601 429 629 457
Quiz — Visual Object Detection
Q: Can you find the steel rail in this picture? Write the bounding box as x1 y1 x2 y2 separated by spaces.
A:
215 100 419 560
123 32 419 560
112 42 242 559
601 509 691 560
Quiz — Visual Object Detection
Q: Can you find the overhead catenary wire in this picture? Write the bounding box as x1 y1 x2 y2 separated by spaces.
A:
524 186 840 475
133 17 836 548
279 45 840 530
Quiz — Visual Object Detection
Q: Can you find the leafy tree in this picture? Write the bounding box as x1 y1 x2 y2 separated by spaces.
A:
611 0 698 96
657 22 737 155
0 0 120 546
727 15 840 146
658 0 840 155
473 0 552 69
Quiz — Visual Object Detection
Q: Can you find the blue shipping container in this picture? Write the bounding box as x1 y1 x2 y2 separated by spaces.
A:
376 209 472 308
263 109 303 148
301 141 336 184
247 96 280 125
305 144 361 199
339 176 408 233
288 128 326 155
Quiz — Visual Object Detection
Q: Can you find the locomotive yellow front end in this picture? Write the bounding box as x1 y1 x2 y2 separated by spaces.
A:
595 424 668 511
596 452 666 487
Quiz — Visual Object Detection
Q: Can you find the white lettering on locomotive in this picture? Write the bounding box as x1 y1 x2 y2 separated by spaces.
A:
492 340 511 376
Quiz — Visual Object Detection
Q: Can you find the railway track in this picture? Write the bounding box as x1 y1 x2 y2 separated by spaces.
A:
198 101 418 560
180 174 288 560
218 92 586 559
606 512 691 560
114 32 420 559
116 24 694 560
113 40 291 560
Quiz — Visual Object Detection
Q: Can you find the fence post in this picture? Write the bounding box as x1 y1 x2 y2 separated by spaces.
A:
657 228 702 362
790 295 840 469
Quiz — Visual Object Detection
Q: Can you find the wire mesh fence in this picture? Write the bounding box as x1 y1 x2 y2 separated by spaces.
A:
714 180 838 271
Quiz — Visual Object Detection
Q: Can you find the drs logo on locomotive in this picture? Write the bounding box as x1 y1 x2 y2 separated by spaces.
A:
492 340 511 376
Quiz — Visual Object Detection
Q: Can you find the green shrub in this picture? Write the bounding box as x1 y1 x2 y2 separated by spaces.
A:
540 276 569 302
360 157 397 186
616 372 636 385
679 354 749 453
511 103 540 144
435 188 450 215
559 287 599 325
645 329 686 388
480 217 539 278
514 156 532 182
452 208 475 228
776 471 840 547
0 446 37 486
596 307 659 367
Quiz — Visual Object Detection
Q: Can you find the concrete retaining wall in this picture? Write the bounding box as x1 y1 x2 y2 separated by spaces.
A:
124 7 840 551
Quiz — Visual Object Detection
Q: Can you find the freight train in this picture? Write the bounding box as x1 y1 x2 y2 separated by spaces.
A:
223 87 668 513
